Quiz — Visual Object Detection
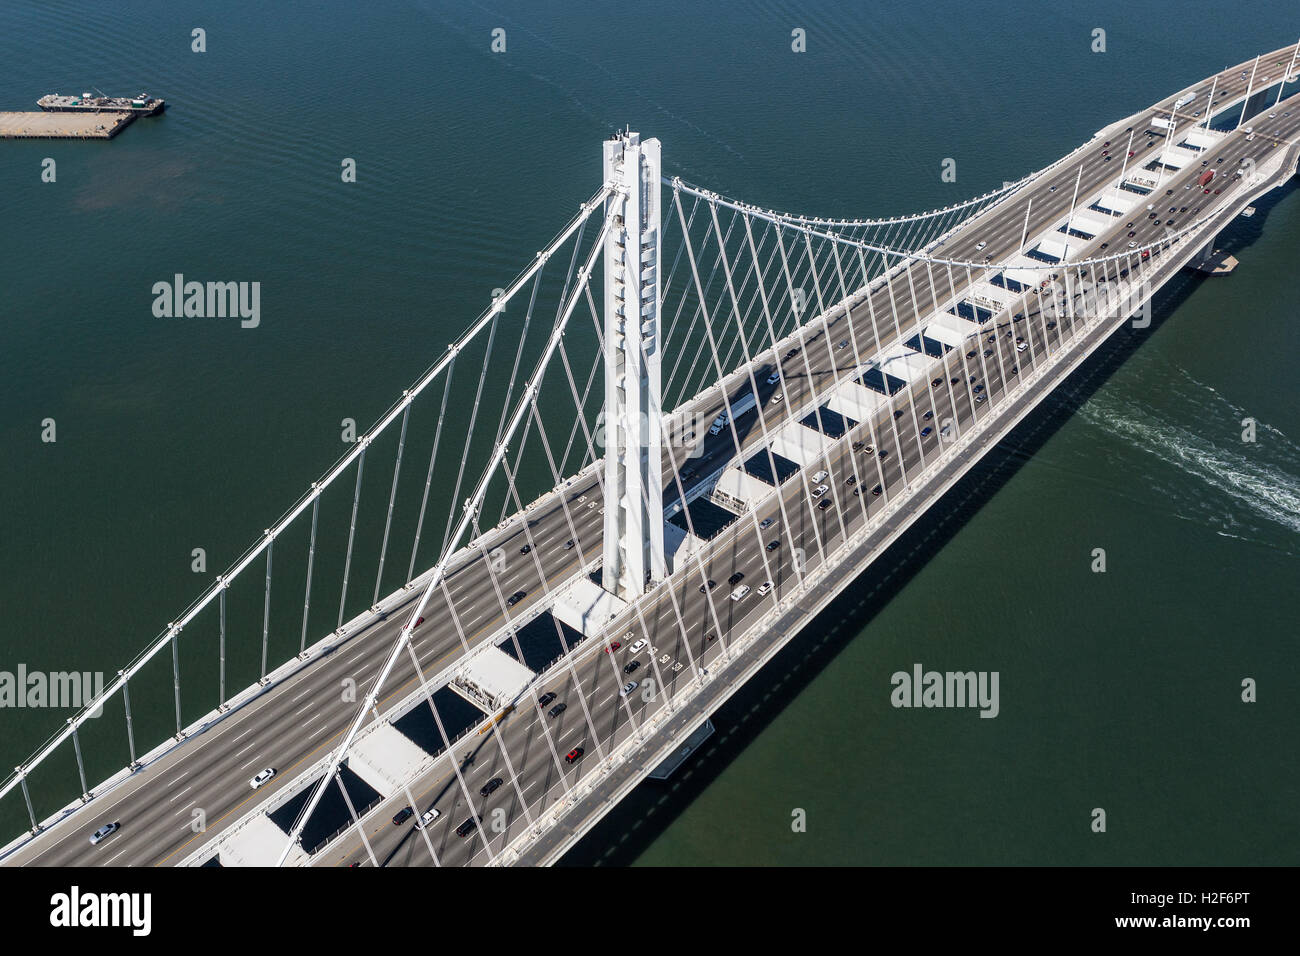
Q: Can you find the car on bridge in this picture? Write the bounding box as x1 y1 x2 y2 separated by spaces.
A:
757 581 773 597
507 590 526 607
629 638 648 654
250 767 277 790
817 499 833 512
604 640 621 654
538 692 556 707
730 584 751 601
548 702 566 719
393 806 414 825
811 470 829 483
620 680 639 697
480 778 503 797
565 747 584 764
88 822 120 846
699 578 717 593
811 484 829 498
416 808 440 830
760 516 775 529
766 539 780 552
456 817 478 837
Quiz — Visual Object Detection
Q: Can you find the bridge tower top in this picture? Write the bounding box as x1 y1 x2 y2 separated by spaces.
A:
601 130 666 601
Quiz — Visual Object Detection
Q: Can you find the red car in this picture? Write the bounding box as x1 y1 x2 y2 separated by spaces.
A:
415 616 424 627
565 747 584 764
605 641 621 654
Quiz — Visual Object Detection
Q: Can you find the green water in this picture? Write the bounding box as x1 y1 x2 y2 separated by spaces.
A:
0 0 1296 863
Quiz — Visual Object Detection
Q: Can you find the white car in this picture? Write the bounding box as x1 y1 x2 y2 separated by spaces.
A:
975 240 987 250
1128 241 1138 249
415 808 440 830
88 822 120 846
757 581 774 597
730 585 751 602
619 680 639 698
1015 342 1028 353
250 767 277 790
811 484 829 498
629 638 648 655
811 470 829 484
770 391 783 404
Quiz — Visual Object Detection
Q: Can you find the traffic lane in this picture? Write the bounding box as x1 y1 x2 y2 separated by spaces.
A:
361 342 1053 868
27 487 606 865
50 489 606 867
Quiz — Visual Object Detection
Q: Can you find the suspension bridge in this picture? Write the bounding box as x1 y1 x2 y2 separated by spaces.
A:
3 43 1299 867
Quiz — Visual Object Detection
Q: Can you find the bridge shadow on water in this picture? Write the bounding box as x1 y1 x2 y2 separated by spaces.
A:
558 178 1297 867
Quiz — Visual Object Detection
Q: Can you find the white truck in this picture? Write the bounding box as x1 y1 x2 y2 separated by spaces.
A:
1173 92 1197 110
708 390 758 435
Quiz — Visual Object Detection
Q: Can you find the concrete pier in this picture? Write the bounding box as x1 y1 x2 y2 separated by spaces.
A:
1195 249 1239 275
0 110 135 139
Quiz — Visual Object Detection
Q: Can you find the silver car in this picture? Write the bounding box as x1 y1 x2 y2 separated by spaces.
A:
88 822 120 846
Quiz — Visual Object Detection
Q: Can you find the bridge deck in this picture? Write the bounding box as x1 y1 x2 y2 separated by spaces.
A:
4 43 1299 868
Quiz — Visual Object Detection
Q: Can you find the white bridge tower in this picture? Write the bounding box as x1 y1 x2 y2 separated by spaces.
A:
601 131 666 601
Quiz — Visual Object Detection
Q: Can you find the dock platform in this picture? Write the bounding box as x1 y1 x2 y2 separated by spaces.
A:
0 110 135 139
1195 249 1239 275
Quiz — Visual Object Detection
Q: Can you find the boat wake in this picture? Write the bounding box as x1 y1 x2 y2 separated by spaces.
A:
1078 366 1300 544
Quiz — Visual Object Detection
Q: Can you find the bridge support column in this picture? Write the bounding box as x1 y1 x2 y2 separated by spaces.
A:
601 131 666 602
1194 229 1220 267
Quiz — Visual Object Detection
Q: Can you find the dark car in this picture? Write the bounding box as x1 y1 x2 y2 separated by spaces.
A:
538 692 556 708
894 409 904 420
624 659 640 675
392 806 414 826
878 449 890 460
817 499 832 512
699 579 717 593
506 590 526 607
565 747 585 764
785 347 800 360
456 817 478 837
727 572 745 586
922 410 933 421
479 777 503 797
871 484 883 497
765 539 780 552
921 427 933 438
548 702 567 719
563 539 575 550
519 544 532 554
